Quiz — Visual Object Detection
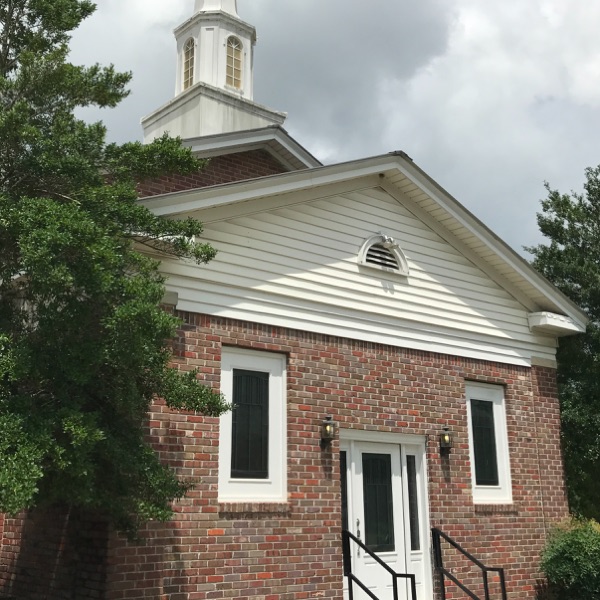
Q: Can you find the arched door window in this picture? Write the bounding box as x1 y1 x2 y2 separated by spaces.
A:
226 36 243 89
183 38 195 90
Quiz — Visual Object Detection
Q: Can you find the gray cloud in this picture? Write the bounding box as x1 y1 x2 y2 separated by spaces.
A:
68 0 600 255
244 0 453 159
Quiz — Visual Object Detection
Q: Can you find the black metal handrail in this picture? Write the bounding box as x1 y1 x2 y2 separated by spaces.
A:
431 527 507 600
342 530 417 600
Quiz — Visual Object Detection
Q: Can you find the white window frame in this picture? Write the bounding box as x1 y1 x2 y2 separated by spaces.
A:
226 36 243 90
466 382 512 504
183 37 195 90
218 348 287 502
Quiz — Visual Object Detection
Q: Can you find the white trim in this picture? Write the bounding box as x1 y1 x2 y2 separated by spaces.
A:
183 126 321 170
218 347 287 501
465 382 513 504
172 290 545 367
528 311 582 336
340 429 426 446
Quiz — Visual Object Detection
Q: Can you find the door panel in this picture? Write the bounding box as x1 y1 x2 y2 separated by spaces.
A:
341 440 431 600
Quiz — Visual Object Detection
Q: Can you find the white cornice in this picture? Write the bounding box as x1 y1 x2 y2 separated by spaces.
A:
528 311 584 335
183 126 321 170
141 82 285 130
174 10 256 43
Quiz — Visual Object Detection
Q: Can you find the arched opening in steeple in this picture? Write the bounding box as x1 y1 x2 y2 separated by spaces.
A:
226 36 243 89
183 38 195 90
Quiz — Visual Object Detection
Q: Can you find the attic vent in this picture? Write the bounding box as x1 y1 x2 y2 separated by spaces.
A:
358 234 409 276
366 244 398 269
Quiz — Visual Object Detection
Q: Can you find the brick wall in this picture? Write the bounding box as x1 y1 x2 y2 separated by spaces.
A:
105 313 569 600
137 149 290 198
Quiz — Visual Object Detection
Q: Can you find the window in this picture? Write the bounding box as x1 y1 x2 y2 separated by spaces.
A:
218 348 286 501
183 38 195 90
406 455 420 551
358 233 409 276
466 383 512 504
226 36 243 89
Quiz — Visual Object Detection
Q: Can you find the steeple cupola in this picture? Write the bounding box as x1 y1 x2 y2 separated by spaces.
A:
141 2 286 143
174 0 255 99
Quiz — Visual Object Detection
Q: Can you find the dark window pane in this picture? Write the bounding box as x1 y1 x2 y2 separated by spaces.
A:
341 451 348 532
406 455 420 551
471 399 499 486
362 453 395 553
231 369 269 478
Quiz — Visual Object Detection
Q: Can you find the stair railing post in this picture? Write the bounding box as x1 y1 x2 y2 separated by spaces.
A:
342 530 351 577
342 530 355 600
499 569 508 600
482 569 490 600
409 574 417 600
432 528 446 600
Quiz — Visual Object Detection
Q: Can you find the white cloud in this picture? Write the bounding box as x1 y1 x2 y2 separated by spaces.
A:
67 0 600 254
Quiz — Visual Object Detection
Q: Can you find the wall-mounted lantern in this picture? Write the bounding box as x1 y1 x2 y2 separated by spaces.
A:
320 415 337 445
439 426 454 452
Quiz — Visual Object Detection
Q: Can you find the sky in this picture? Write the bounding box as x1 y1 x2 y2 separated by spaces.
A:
69 0 600 256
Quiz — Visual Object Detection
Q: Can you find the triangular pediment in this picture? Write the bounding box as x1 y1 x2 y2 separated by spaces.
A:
142 152 587 366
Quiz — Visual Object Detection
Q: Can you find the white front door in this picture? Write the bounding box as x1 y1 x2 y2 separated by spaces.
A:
341 440 431 600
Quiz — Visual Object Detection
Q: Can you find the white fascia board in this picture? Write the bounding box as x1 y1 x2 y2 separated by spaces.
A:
183 126 322 169
140 155 400 216
391 156 589 331
528 311 585 336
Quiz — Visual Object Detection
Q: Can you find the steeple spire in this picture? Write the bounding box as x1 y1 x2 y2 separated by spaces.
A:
194 0 239 17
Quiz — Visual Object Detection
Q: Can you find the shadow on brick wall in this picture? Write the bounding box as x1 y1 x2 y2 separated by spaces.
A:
0 507 108 599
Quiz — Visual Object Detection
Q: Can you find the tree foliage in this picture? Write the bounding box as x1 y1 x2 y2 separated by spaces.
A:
541 518 600 599
528 166 600 519
0 0 228 535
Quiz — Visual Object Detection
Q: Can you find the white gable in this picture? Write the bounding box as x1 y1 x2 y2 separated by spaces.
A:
148 161 586 367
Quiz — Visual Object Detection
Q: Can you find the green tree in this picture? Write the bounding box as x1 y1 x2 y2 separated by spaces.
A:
528 165 600 520
0 0 228 535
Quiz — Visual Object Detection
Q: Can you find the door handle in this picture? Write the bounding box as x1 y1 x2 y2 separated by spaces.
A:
356 518 361 557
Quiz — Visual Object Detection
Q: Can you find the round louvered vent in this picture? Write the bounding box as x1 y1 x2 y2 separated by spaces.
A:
365 244 400 271
358 234 409 276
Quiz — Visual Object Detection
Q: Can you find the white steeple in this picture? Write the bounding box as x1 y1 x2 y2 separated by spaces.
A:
194 0 239 17
173 0 255 98
141 2 286 142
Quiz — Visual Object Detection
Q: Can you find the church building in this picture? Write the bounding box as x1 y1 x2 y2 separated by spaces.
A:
0 2 585 599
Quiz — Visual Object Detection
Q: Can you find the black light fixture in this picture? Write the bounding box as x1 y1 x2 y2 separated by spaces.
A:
320 415 337 445
439 426 454 451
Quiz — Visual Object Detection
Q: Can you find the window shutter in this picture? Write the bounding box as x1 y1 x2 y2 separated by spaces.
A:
231 369 269 479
